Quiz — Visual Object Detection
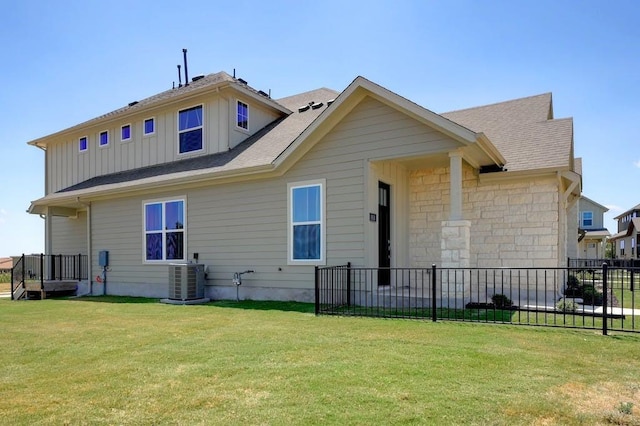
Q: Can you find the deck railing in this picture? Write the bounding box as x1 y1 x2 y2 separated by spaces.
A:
315 263 639 335
11 254 88 300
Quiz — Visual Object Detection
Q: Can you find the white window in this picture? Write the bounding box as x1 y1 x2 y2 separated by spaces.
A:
143 198 186 262
288 179 326 265
237 100 249 130
143 117 155 136
581 211 593 228
79 136 88 152
99 130 109 147
121 124 132 142
178 105 203 153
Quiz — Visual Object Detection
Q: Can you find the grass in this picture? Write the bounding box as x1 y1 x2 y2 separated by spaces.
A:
1 297 640 424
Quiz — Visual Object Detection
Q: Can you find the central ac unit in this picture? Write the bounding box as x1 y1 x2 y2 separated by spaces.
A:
168 263 205 301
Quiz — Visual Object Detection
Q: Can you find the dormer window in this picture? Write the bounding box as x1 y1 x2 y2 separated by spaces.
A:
237 100 249 130
178 105 203 154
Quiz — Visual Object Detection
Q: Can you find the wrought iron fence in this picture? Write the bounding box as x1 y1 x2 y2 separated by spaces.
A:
11 254 88 300
315 263 640 335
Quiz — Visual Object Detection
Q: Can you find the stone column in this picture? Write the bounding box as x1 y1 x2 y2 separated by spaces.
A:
449 150 463 221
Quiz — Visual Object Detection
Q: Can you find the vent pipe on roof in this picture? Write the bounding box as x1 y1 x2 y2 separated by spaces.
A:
177 64 182 88
182 48 189 87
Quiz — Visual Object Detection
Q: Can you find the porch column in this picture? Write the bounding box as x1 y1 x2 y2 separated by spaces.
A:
449 150 463 221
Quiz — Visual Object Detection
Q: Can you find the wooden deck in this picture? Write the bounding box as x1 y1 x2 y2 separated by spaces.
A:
24 280 78 299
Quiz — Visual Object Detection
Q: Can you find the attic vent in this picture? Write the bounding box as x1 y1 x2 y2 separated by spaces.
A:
191 75 205 82
311 102 324 110
327 99 335 106
257 90 269 97
237 78 248 85
128 101 139 107
298 104 310 113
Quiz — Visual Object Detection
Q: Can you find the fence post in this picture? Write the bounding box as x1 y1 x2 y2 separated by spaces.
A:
346 262 352 308
431 264 437 322
602 262 608 336
314 266 320 316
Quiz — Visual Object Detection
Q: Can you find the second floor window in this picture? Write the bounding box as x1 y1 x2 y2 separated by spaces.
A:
99 131 109 147
144 118 155 136
237 101 248 130
121 124 131 141
79 136 88 152
581 211 593 228
178 105 203 153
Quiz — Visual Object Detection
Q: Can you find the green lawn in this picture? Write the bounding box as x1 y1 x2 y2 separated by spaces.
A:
1 297 640 425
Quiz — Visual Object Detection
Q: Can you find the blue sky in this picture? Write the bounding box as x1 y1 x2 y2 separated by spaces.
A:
0 0 638 258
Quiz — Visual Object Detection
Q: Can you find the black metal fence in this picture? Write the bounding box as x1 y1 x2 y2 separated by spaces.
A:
11 254 88 300
315 263 640 335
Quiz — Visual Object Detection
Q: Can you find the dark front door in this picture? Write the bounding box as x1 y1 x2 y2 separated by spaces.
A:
378 181 391 285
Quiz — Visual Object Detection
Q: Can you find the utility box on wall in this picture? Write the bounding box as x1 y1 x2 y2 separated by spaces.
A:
99 250 109 267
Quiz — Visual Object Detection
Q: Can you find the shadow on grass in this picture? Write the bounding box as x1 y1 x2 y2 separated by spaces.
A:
66 296 315 313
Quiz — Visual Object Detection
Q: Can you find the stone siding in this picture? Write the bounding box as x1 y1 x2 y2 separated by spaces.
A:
410 165 561 268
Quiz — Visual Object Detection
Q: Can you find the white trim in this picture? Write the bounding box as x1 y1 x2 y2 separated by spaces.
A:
121 123 132 142
177 104 204 155
142 195 187 264
287 179 326 266
236 99 249 132
99 130 109 148
143 117 155 136
79 135 88 153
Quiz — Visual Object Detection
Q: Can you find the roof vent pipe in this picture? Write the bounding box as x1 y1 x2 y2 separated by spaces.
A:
182 48 189 87
177 64 182 88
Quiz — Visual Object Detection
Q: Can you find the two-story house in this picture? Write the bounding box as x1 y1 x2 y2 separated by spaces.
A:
577 195 610 259
26 71 581 301
611 204 640 259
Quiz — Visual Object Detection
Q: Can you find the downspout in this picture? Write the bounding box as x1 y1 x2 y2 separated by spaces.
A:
77 198 93 296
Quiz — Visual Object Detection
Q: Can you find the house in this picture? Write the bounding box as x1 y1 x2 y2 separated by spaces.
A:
576 195 610 259
0 257 12 274
610 204 640 260
26 71 581 301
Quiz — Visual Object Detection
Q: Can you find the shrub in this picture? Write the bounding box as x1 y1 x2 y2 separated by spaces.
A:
556 299 578 313
564 274 582 297
491 294 513 308
581 285 603 306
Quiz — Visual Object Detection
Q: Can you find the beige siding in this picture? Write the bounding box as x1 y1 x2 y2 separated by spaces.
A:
578 197 608 230
51 212 87 255
45 92 281 193
82 96 465 299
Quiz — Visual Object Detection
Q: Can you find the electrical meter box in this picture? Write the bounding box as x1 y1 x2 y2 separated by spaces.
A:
99 250 109 267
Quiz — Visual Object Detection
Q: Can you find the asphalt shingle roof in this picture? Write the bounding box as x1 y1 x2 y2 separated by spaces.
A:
442 93 573 172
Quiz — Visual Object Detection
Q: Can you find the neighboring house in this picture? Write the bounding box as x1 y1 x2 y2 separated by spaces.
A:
610 204 640 259
0 257 12 274
26 71 581 301
577 195 610 259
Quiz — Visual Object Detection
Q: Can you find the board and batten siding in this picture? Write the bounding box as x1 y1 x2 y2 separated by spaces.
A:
45 91 280 194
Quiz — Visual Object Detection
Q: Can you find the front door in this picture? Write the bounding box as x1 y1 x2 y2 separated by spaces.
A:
378 181 391 285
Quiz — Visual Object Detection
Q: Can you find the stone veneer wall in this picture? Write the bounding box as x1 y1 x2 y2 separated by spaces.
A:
410 164 561 268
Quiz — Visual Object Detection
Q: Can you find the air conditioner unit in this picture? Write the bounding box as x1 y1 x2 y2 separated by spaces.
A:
168 263 205 301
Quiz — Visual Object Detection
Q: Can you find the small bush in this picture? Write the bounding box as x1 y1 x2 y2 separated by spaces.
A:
0 272 10 284
582 285 603 306
491 294 513 308
618 401 634 415
556 299 578 313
